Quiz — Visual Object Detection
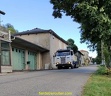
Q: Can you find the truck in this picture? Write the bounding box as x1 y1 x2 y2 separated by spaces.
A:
53 49 79 69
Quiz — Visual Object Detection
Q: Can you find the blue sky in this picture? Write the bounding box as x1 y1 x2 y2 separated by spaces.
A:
0 0 97 58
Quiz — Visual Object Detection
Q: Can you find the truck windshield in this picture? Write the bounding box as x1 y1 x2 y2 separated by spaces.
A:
56 51 70 56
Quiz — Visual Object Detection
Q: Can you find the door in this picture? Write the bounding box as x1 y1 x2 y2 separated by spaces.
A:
28 51 37 70
12 48 25 70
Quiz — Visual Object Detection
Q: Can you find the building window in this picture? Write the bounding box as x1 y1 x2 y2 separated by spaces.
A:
1 41 10 66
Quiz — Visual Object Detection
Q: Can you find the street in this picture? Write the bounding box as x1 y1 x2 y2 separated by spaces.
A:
0 65 98 96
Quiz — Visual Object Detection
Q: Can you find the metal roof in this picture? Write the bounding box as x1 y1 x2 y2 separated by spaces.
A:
11 36 49 52
14 28 68 45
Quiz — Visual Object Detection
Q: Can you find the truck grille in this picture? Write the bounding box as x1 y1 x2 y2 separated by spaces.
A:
61 57 65 64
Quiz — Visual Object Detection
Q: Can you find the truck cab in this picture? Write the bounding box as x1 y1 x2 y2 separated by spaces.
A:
54 49 79 69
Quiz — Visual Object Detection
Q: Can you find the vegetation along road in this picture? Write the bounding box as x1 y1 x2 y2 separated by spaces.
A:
0 65 97 96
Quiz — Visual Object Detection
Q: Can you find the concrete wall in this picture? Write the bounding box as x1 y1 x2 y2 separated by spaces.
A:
37 52 43 70
1 66 12 73
42 52 50 69
16 33 50 49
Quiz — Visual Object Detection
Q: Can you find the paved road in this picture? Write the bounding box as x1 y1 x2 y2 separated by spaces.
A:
0 65 98 96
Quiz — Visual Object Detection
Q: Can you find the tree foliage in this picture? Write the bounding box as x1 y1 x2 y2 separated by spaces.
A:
50 0 111 50
3 23 18 34
67 38 78 53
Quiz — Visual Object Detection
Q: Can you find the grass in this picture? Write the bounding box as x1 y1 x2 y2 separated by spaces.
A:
82 66 111 96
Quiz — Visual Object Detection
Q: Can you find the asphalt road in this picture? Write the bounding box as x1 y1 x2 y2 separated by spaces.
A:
0 65 98 96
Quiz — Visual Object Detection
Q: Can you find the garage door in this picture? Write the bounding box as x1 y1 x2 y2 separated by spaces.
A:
12 48 25 70
28 51 37 70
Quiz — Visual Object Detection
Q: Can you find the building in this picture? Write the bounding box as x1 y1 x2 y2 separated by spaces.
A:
75 51 84 66
0 27 68 72
11 36 49 71
13 28 68 70
80 50 90 66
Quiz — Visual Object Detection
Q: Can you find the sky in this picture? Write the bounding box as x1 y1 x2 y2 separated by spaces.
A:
0 0 97 58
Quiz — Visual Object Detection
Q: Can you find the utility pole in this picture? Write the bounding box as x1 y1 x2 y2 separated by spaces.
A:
0 10 5 73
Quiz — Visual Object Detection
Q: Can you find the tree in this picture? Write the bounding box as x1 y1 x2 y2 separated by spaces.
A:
95 41 101 64
67 38 78 53
50 0 111 47
50 0 111 66
3 23 18 34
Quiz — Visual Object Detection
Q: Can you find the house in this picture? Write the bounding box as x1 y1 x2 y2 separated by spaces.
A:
13 28 68 70
80 50 90 66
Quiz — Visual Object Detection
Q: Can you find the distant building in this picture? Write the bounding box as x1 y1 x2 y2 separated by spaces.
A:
80 50 90 66
75 51 84 66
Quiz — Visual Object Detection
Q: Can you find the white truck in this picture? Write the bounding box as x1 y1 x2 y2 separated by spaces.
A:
53 49 79 69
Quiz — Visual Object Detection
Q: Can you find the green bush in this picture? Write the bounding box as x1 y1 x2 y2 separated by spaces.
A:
96 65 107 75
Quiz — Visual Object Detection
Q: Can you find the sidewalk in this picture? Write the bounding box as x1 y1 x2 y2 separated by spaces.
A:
0 73 8 76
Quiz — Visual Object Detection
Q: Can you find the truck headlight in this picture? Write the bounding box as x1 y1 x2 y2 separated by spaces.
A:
67 62 71 64
56 62 59 64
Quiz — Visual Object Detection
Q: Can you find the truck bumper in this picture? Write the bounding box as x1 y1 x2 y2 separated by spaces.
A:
56 64 72 67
